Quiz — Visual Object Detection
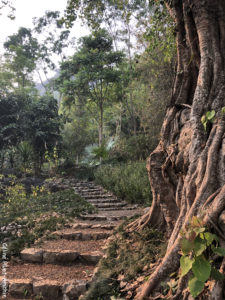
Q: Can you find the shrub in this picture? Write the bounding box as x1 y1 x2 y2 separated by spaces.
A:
94 161 152 206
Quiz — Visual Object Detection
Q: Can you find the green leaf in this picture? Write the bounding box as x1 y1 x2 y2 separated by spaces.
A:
203 121 207 131
211 267 224 281
192 256 211 282
181 238 193 255
206 110 215 120
199 232 216 246
201 115 206 124
188 276 205 297
194 227 205 235
194 236 207 256
212 245 225 256
222 107 225 114
180 256 194 277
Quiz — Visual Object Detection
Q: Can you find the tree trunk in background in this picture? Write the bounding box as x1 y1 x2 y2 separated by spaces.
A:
129 1 225 298
99 101 104 147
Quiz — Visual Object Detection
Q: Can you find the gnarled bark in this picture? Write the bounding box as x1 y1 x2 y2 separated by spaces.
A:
130 1 225 298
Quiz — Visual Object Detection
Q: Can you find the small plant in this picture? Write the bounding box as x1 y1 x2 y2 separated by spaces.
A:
221 106 225 114
179 215 225 297
201 110 215 130
17 141 33 171
44 146 59 175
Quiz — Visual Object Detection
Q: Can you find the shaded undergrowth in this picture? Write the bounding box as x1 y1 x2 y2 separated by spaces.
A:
83 217 166 300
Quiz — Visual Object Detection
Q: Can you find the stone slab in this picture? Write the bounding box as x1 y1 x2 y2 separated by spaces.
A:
21 248 43 263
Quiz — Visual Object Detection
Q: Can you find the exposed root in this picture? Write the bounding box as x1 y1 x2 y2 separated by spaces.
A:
134 241 180 299
126 211 152 232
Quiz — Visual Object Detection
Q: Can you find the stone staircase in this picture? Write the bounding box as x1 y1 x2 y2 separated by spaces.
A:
1 179 144 299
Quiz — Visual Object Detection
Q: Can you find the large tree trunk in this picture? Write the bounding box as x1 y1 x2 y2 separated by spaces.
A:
130 1 225 298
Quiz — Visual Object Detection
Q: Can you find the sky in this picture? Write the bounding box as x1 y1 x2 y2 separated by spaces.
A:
0 0 89 54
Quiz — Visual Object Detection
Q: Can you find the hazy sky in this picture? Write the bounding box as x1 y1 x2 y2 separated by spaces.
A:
0 0 89 53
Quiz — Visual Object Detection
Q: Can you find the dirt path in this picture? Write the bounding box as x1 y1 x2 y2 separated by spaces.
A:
1 179 144 300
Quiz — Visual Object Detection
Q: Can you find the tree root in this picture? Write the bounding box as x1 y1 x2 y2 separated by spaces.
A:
126 211 152 232
134 241 180 299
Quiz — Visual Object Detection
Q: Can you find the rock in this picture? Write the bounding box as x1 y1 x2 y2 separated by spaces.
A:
72 223 91 229
63 280 87 299
118 274 125 281
43 250 79 264
10 256 22 264
81 251 103 264
126 291 133 299
136 276 145 283
33 280 60 299
21 248 43 263
120 281 127 289
9 278 32 297
92 232 111 240
81 233 92 241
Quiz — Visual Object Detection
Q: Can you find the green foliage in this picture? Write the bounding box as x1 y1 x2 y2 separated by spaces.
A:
0 180 96 256
21 95 62 173
92 144 109 160
33 10 71 80
94 162 152 205
17 141 33 170
0 180 95 226
179 215 225 298
4 27 39 89
57 28 124 146
201 110 216 131
60 104 97 162
113 134 157 161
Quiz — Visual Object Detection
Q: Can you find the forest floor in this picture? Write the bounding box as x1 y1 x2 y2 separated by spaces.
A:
0 177 146 300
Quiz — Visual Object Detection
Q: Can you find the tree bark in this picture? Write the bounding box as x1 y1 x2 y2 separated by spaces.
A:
130 1 225 298
99 100 104 147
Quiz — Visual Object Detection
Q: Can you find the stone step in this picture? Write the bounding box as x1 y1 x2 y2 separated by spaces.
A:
79 215 108 221
98 206 138 211
20 248 103 265
73 183 97 188
72 223 116 230
88 198 121 204
50 229 112 240
93 202 127 209
1 263 92 299
74 188 104 193
83 194 115 199
80 214 127 221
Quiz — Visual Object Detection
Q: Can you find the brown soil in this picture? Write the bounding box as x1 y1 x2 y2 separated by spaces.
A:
5 262 95 285
39 239 105 252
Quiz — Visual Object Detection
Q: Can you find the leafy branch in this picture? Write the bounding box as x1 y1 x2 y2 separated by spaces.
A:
179 216 225 297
